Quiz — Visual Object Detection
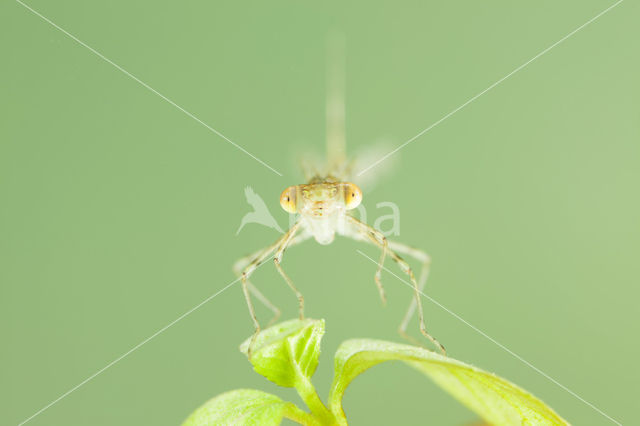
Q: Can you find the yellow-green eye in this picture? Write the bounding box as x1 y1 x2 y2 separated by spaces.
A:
280 186 297 213
343 183 362 210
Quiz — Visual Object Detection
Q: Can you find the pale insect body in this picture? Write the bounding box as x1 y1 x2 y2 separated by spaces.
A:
234 34 445 357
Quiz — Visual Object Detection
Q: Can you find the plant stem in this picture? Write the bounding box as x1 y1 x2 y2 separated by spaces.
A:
294 374 347 425
282 403 321 426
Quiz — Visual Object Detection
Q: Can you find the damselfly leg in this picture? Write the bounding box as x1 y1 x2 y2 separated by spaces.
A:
344 216 446 354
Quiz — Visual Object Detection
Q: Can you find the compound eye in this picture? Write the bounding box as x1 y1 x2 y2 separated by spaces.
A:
279 186 297 213
343 183 362 210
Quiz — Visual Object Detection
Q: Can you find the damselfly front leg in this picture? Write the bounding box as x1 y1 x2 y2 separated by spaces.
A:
249 283 281 326
234 241 278 357
234 223 309 356
273 222 305 320
234 252 281 327
344 215 446 354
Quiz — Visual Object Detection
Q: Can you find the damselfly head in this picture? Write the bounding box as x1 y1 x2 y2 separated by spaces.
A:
280 182 362 217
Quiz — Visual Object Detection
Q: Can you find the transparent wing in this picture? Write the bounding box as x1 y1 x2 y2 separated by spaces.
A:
295 149 325 182
293 32 397 188
349 140 399 192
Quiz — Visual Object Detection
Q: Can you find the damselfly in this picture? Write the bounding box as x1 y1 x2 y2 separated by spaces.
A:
233 35 445 357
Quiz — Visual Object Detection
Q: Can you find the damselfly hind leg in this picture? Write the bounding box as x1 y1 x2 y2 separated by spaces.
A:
362 220 388 304
345 216 445 355
388 241 445 354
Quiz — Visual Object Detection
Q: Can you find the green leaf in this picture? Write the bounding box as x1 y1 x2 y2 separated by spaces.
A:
329 339 568 425
181 389 290 426
239 318 325 388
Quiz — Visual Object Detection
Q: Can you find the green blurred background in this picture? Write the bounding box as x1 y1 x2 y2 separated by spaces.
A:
1 1 638 424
